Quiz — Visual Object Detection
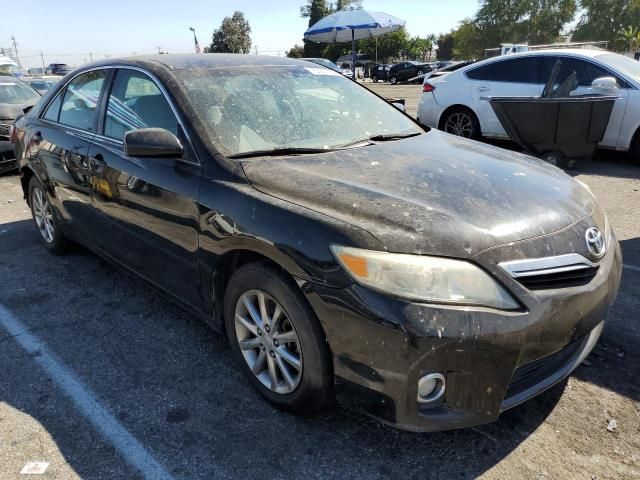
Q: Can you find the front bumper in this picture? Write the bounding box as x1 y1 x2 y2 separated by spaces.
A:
302 232 622 432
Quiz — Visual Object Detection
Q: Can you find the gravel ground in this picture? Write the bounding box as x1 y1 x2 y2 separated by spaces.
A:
1 98 639 479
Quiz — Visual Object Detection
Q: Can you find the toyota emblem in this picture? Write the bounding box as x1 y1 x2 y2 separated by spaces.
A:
585 227 606 258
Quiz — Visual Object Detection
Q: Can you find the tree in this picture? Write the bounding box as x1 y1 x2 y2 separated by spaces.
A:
287 44 305 58
426 33 437 60
209 11 252 53
436 33 455 60
573 0 640 47
453 19 482 59
617 26 639 52
358 28 409 63
301 0 331 57
334 0 362 10
407 36 432 61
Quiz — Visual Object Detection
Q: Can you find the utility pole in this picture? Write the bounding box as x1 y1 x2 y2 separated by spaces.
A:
10 36 21 70
89 52 93 61
156 46 162 54
40 52 45 73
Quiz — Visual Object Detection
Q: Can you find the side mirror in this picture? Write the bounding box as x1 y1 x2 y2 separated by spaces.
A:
124 128 183 158
591 76 618 90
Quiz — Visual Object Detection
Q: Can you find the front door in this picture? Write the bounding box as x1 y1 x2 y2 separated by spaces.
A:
88 68 202 307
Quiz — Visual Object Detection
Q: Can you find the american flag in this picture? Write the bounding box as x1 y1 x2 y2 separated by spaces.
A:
190 27 202 53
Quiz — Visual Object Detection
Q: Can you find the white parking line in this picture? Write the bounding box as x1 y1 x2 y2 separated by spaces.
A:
0 305 175 480
624 263 640 273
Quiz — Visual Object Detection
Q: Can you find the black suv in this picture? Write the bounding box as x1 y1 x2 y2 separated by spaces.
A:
45 63 71 75
370 64 390 82
388 61 432 84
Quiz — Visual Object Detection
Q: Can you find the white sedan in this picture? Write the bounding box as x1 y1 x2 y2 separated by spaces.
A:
417 49 640 160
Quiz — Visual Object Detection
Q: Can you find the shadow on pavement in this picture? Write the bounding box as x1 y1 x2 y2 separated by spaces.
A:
0 221 567 479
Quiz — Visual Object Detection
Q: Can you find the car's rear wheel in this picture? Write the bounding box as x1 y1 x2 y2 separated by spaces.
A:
417 70 424 76
389 75 398 85
224 262 333 414
372 75 378 83
28 176 68 254
442 107 480 139
541 150 568 168
630 130 640 165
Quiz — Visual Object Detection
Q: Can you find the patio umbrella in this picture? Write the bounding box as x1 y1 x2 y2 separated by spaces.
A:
0 55 17 68
304 9 405 78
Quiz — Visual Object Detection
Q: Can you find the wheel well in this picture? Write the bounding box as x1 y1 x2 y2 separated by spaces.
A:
210 250 286 331
438 104 477 130
20 167 35 205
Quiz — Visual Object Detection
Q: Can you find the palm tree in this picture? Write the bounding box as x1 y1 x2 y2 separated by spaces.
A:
617 26 639 53
426 33 437 60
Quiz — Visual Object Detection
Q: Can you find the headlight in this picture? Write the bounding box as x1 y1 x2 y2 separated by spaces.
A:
331 245 519 310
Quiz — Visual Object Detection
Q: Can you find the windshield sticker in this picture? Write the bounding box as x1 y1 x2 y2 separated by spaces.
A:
304 67 341 76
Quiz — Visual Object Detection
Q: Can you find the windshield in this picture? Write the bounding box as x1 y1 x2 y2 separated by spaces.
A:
0 80 40 104
596 53 640 82
175 65 422 157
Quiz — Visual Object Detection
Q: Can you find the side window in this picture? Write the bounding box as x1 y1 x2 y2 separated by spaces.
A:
541 57 621 88
104 69 178 140
482 57 541 83
58 70 106 131
466 65 489 81
43 91 63 122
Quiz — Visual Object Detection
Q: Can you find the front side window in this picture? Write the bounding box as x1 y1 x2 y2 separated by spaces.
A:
104 69 178 140
58 70 106 131
175 65 422 157
541 56 619 88
0 80 40 104
43 92 63 122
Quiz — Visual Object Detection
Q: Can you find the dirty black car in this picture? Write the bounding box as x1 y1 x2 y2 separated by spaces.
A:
0 75 41 174
12 55 621 432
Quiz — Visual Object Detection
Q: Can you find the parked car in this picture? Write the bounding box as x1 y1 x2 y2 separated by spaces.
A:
0 75 40 174
13 54 620 432
370 64 390 82
22 77 58 95
302 58 353 78
388 61 433 84
45 63 71 75
417 49 640 161
423 61 474 81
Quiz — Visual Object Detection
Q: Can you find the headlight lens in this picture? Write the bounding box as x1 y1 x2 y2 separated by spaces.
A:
331 245 519 310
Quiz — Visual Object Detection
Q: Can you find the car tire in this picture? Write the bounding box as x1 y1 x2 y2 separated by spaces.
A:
441 107 481 139
541 150 568 168
389 76 398 85
224 261 334 415
372 75 378 83
28 176 69 254
630 130 640 164
417 70 424 76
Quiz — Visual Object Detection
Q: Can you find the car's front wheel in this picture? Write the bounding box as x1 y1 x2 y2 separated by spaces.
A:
28 176 68 254
224 262 334 414
441 107 480 139
389 75 398 85
372 75 378 83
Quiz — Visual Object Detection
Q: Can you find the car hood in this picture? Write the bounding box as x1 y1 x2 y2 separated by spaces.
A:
240 131 594 258
0 101 37 121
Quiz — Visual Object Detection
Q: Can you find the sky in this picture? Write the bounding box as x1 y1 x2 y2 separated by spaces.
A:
2 0 481 69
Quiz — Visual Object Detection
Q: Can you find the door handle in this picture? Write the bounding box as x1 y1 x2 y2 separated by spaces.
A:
477 86 491 92
90 153 106 167
33 131 42 144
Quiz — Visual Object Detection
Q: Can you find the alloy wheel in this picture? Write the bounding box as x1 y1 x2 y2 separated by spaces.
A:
234 289 303 394
444 112 474 138
32 187 55 244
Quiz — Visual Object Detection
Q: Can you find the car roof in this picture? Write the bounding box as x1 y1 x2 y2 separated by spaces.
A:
85 54 309 71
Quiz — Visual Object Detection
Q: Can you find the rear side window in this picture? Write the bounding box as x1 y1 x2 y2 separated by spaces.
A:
467 57 541 83
104 69 178 140
58 70 106 131
541 56 624 88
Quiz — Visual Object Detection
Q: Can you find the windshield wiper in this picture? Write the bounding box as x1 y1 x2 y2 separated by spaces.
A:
368 132 422 141
228 147 336 159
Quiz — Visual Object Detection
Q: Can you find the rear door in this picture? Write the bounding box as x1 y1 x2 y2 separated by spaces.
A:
541 55 629 149
33 69 109 242
88 67 202 307
468 56 543 137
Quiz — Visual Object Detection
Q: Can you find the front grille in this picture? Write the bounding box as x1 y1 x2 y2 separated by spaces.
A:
516 265 599 290
505 335 587 401
0 123 11 140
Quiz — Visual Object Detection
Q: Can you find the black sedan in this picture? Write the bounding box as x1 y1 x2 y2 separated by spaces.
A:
388 61 433 84
12 54 621 432
0 76 41 174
